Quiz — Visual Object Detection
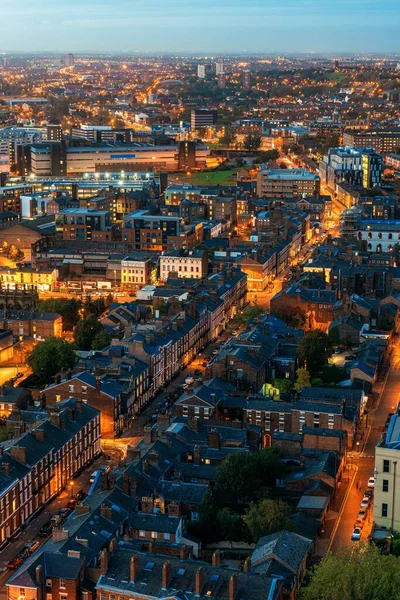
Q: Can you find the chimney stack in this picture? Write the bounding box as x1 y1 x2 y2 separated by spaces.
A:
35 565 43 584
243 557 251 573
100 548 108 575
229 574 237 600
130 554 139 582
212 550 221 567
162 561 171 590
194 567 204 596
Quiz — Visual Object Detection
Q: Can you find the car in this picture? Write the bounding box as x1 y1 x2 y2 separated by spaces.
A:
39 521 53 537
59 508 71 518
7 556 24 569
75 489 87 502
194 369 202 376
334 347 341 354
364 489 373 498
368 477 375 488
351 527 362 541
354 518 364 530
360 497 370 508
212 349 219 355
185 377 194 386
23 541 40 554
357 508 367 520
89 470 99 484
67 499 77 509
51 514 63 527
345 355 356 360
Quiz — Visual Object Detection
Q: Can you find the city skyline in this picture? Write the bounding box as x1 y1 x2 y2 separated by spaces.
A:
0 0 398 54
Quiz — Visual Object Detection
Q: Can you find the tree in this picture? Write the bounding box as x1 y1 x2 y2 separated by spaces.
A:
294 368 311 392
217 508 246 541
321 365 342 384
273 378 293 394
216 448 281 505
27 337 76 384
74 315 105 351
300 545 400 600
38 298 82 331
298 330 333 376
243 133 262 152
187 491 220 544
220 127 237 147
244 499 292 542
91 328 112 350
328 326 341 347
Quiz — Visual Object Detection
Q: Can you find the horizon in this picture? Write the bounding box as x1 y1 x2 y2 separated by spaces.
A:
0 0 398 54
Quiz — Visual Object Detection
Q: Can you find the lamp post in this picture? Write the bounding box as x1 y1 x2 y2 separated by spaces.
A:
69 480 74 499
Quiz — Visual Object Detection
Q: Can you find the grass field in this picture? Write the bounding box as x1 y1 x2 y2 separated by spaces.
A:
178 169 238 186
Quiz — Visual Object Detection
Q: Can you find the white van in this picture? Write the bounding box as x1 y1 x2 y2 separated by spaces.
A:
90 470 99 484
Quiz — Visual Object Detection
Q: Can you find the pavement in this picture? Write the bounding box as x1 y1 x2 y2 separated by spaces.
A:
328 338 398 552
0 442 127 597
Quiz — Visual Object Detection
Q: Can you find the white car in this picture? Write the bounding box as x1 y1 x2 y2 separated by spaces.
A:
184 377 194 386
367 477 375 489
351 527 361 541
360 497 370 509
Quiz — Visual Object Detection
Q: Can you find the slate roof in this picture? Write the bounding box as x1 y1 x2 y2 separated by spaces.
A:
129 512 182 533
251 530 311 574
157 480 208 505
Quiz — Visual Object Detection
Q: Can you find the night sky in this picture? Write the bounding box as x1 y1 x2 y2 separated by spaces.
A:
1 0 398 54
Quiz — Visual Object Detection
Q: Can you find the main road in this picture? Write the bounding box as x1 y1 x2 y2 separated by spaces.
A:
329 337 399 551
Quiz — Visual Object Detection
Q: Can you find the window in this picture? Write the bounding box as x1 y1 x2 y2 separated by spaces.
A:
139 530 145 537
383 479 389 493
382 503 388 518
60 595 68 600
19 590 25 597
68 385 74 393
164 532 170 540
46 579 52 587
60 579 66 589
151 531 157 539
383 459 390 473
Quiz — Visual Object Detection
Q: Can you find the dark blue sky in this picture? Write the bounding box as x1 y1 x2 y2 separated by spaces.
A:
1 0 398 53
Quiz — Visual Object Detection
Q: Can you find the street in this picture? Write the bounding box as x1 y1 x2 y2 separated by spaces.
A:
329 339 399 551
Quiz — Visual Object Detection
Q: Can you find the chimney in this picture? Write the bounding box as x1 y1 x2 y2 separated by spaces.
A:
75 398 83 412
75 503 90 515
143 459 150 474
194 567 204 596
34 429 45 442
0 462 9 476
243 557 251 573
130 554 139 582
49 411 62 429
35 565 43 584
67 550 81 559
127 446 141 462
208 429 221 449
193 445 201 466
162 561 171 590
52 528 69 542
229 574 237 600
167 501 180 517
212 550 221 567
100 548 108 575
148 449 158 467
96 373 102 392
10 446 27 464
100 503 113 521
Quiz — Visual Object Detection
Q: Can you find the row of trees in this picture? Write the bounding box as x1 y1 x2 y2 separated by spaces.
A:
37 296 112 331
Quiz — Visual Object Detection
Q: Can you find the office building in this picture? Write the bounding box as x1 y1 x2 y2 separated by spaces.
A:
30 141 67 177
55 208 112 242
123 210 182 250
362 150 382 188
197 64 206 79
28 141 208 175
373 405 400 532
191 109 217 130
257 168 320 198
243 69 251 88
63 53 75 67
319 147 382 190
343 129 400 154
216 57 224 75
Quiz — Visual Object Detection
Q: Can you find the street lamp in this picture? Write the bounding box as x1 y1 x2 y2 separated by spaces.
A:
69 480 74 498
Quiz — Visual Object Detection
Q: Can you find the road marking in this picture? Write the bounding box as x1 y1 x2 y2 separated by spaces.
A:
326 465 358 555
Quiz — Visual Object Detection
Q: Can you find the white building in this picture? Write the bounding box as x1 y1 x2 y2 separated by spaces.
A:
373 406 400 533
197 64 206 79
358 219 400 252
216 58 224 75
159 249 208 281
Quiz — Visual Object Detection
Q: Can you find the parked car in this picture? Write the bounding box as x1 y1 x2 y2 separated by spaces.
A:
351 527 362 541
345 355 356 360
51 514 63 527
7 556 24 569
89 470 99 484
357 508 367 520
184 377 194 385
360 497 370 508
67 499 77 509
354 518 364 530
364 489 373 498
232 330 239 337
334 347 341 354
75 489 87 502
39 521 53 537
59 508 71 519
23 541 40 554
368 477 375 488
